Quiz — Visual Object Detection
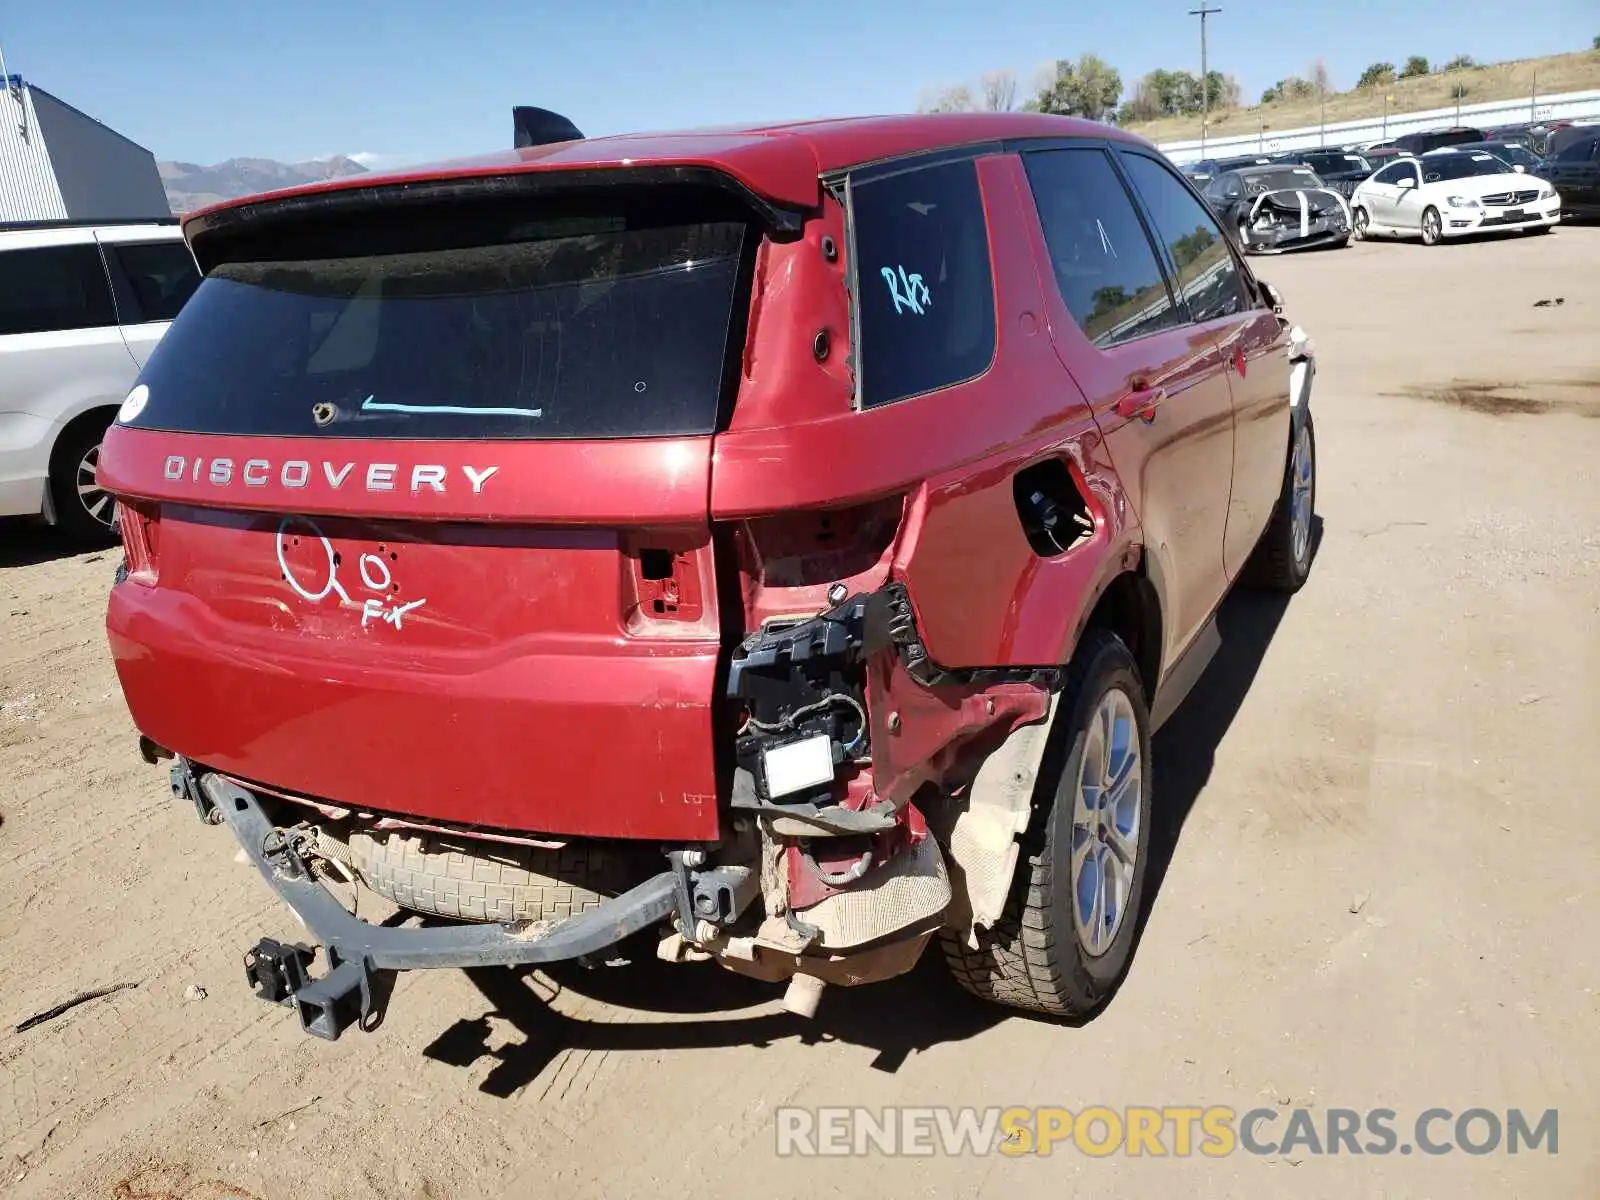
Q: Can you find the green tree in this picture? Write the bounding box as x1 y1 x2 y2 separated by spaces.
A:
1442 54 1476 70
1357 62 1396 88
1034 54 1124 122
1261 75 1315 104
1400 55 1430 78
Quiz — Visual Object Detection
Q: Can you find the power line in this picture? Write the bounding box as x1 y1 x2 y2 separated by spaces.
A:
1189 4 1221 154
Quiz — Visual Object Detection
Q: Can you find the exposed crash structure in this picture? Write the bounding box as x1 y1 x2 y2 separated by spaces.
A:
1203 164 1352 254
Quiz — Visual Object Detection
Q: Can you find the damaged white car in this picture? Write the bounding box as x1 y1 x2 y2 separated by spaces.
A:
1201 163 1352 254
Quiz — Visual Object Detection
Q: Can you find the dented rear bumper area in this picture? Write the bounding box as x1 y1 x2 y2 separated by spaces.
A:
1239 188 1351 253
195 578 1065 1037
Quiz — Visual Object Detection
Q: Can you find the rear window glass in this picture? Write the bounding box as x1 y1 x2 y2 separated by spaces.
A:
124 208 750 439
850 159 996 407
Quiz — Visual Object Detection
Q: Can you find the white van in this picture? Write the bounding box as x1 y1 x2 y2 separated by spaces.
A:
0 220 200 541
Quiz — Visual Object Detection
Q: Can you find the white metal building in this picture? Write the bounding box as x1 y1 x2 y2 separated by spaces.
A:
2 74 171 223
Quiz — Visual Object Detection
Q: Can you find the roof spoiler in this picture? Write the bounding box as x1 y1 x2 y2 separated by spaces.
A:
513 106 584 149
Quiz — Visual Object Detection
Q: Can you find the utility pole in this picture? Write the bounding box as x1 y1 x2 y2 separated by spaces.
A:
1189 3 1221 155
1530 69 1537 124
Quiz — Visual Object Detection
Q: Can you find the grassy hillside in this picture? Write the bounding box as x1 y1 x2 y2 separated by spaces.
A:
1125 49 1600 143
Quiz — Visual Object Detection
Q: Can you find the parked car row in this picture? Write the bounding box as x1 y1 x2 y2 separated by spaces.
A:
1179 123 1600 253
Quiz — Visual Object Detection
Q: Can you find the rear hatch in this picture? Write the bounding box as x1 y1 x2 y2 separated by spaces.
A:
101 182 760 841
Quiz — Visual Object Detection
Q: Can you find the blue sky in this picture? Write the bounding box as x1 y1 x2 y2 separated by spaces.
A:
4 0 1596 165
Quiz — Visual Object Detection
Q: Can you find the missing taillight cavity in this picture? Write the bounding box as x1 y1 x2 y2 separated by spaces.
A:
1013 459 1094 558
736 496 903 589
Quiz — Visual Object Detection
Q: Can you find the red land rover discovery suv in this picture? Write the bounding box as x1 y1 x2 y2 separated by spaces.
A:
101 108 1318 1040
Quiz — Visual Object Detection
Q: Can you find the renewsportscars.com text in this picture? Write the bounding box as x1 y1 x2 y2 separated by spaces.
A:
775 1106 1558 1158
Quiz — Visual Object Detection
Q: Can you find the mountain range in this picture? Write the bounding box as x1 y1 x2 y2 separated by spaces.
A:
157 156 371 214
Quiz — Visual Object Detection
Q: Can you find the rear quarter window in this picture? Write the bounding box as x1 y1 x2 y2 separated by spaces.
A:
104 240 202 324
849 158 997 408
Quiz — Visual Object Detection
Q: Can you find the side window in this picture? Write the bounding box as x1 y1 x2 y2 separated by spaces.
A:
1372 163 1405 185
0 244 117 337
850 158 996 407
105 240 202 324
1120 152 1249 324
1022 148 1180 348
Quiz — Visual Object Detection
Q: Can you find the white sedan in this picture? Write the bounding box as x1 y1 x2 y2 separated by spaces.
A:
1350 149 1561 244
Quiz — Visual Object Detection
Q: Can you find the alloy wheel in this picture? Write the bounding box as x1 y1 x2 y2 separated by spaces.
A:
1070 688 1143 957
76 443 116 530
1290 422 1314 565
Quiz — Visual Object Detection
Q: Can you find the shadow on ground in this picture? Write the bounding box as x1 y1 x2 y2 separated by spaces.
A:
424 543 1314 1096
0 517 112 569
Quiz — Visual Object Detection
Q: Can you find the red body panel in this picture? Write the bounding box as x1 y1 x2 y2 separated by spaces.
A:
98 428 714 525
1219 313 1293 578
716 156 1139 672
100 428 724 840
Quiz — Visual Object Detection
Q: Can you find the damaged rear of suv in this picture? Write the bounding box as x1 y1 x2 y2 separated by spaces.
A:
101 109 1318 1040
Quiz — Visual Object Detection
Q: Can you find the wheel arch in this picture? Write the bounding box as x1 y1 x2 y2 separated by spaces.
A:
44 405 118 527
1079 567 1163 705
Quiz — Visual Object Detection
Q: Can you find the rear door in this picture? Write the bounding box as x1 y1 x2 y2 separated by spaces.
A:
1019 144 1237 670
1116 150 1287 582
100 189 756 841
96 232 202 366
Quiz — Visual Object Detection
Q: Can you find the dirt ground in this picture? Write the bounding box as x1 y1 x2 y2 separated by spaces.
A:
3 225 1598 1200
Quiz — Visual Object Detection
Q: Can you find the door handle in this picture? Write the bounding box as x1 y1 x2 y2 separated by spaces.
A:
1115 386 1165 424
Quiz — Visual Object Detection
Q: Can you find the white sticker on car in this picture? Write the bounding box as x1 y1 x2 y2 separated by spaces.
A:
118 384 149 424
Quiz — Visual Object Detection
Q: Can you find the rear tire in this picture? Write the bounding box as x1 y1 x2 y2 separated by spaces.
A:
1244 407 1317 593
49 415 119 545
1351 206 1370 240
941 629 1154 1018
328 828 644 924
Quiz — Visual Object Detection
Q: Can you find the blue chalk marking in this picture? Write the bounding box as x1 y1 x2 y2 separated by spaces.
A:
360 395 543 418
880 266 932 316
